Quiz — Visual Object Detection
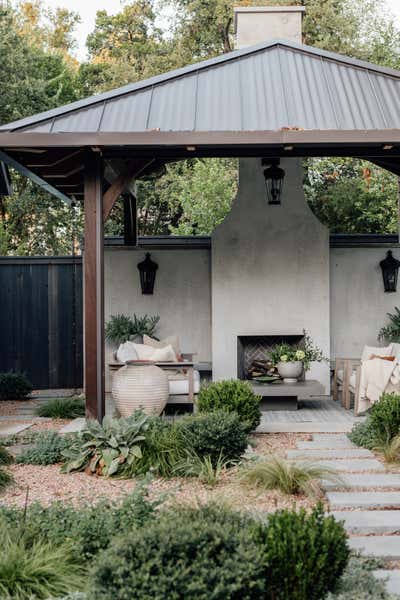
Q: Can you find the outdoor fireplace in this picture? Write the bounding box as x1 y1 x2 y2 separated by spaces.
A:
237 334 305 381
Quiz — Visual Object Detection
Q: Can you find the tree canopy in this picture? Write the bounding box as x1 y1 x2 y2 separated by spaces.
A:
0 0 400 254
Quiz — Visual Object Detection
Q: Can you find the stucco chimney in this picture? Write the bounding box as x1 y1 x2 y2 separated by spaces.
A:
234 6 305 49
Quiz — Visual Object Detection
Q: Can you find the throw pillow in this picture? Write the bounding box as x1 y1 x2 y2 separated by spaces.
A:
369 355 395 362
150 344 177 362
132 343 157 361
116 341 138 363
361 344 393 362
143 334 180 356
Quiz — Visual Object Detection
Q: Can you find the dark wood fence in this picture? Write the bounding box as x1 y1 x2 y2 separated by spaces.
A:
0 256 83 389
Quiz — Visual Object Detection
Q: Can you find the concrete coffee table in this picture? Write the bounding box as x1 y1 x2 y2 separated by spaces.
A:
250 380 325 410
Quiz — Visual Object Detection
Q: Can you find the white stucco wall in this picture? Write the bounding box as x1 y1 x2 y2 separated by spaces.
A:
330 247 400 358
104 248 211 391
211 158 331 391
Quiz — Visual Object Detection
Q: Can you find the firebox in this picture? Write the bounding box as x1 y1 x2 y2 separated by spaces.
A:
237 334 305 381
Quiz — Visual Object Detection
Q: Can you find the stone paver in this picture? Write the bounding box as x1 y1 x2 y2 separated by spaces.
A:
331 511 400 534
0 423 32 437
287 448 374 459
297 439 355 450
59 418 86 434
318 458 385 472
349 536 400 559
313 434 351 442
373 570 400 596
322 473 400 489
327 491 400 510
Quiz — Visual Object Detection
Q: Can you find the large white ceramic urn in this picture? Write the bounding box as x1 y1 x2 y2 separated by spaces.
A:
112 361 169 417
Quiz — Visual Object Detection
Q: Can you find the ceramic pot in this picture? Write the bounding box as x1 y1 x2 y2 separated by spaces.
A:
112 361 169 417
277 361 303 383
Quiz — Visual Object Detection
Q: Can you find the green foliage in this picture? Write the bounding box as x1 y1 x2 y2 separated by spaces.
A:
258 504 349 600
239 455 343 497
16 432 72 466
0 446 13 466
0 372 32 401
378 307 400 343
327 556 392 599
173 451 231 486
61 413 148 477
0 468 13 492
90 504 267 600
131 417 184 478
374 433 400 464
348 419 383 450
349 393 400 449
177 411 249 466
0 479 161 561
270 333 327 372
35 396 85 419
105 313 160 345
197 379 261 433
0 520 84 600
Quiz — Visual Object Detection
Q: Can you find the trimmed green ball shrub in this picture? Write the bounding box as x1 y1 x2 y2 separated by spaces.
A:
90 505 266 600
16 432 72 466
177 410 249 466
0 372 32 401
35 397 85 419
259 504 349 600
197 379 261 432
369 392 400 442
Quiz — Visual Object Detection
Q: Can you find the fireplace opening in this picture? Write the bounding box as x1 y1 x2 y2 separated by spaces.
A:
237 334 305 381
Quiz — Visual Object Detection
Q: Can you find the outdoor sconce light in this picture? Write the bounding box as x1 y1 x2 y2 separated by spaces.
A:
262 158 285 205
380 250 400 293
137 253 158 295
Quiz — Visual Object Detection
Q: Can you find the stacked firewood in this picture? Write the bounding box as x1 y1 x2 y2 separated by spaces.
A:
247 359 277 380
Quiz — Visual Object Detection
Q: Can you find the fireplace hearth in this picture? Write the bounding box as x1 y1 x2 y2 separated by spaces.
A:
237 334 305 381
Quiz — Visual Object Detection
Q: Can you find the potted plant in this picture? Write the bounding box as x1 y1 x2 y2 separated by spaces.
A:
105 313 160 346
270 334 326 383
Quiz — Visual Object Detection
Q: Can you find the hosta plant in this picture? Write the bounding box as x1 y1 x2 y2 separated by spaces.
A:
61 413 148 477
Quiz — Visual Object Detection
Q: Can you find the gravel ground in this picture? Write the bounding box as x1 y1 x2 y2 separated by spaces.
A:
0 400 39 416
0 433 318 511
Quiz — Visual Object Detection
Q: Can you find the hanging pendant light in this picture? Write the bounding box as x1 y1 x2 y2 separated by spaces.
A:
380 250 400 293
262 158 285 205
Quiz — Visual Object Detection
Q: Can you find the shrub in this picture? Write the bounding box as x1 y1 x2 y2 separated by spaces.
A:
36 397 85 419
0 372 32 401
62 413 148 477
131 417 185 478
16 432 72 466
0 445 13 492
259 504 350 600
177 410 249 466
348 419 382 449
90 504 267 600
0 479 161 561
327 556 391 599
0 520 84 600
369 393 400 442
239 455 343 496
197 379 261 432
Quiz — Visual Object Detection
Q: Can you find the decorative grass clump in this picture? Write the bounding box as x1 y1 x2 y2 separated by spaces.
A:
172 451 232 486
0 521 84 600
374 433 400 464
0 372 32 401
239 454 343 496
197 379 261 433
35 396 85 419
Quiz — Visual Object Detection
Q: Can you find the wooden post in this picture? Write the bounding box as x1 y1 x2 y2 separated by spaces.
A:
123 193 138 246
84 151 105 420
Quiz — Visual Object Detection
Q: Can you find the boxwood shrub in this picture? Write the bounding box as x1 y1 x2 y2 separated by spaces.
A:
197 379 261 432
0 372 32 401
349 392 400 448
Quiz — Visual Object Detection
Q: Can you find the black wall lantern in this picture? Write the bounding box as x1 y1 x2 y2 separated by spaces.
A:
137 253 158 295
380 250 400 293
262 158 285 205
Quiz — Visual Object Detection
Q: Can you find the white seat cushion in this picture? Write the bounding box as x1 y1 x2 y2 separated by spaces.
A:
168 370 200 395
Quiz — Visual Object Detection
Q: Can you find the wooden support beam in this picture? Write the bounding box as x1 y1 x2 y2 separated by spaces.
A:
103 159 155 221
123 193 138 246
84 151 105 421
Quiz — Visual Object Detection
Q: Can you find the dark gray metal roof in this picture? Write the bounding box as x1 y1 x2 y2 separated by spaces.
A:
2 39 400 134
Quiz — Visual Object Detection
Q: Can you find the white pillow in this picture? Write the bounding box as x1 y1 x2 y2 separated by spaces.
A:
151 344 177 362
132 343 157 360
116 341 138 364
143 334 180 356
361 344 393 362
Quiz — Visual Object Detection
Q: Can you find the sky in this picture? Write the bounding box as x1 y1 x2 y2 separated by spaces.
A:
40 0 400 61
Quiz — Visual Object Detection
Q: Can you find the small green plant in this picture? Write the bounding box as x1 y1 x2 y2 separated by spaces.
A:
0 520 85 600
177 410 249 466
239 454 343 496
0 372 32 401
327 555 392 599
378 306 400 342
270 333 326 372
0 445 13 492
348 419 382 450
369 393 400 442
89 504 266 600
131 417 185 478
258 504 350 600
173 450 231 486
35 396 85 419
374 433 400 463
197 379 261 432
105 313 160 345
62 413 148 477
16 432 72 466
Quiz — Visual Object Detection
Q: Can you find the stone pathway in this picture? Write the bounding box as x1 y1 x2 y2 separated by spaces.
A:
288 433 400 597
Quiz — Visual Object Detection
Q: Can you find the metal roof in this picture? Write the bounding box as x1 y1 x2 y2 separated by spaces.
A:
2 39 400 134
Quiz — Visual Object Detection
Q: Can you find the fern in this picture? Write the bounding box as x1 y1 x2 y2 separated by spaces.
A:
378 306 400 342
